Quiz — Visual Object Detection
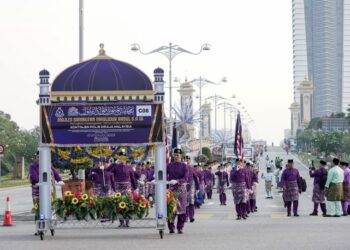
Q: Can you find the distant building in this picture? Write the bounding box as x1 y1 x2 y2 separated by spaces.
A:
304 0 350 117
321 117 350 131
292 0 308 104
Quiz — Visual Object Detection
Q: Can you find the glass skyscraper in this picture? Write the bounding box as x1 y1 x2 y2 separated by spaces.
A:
292 0 308 104
293 0 350 118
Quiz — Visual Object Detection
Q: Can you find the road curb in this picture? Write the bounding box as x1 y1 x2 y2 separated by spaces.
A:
0 184 30 191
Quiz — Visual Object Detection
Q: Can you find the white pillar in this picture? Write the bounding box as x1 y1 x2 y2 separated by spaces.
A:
39 145 52 220
155 144 167 229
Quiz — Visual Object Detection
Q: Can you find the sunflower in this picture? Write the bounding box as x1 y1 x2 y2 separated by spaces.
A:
166 192 170 198
72 198 79 205
65 191 72 197
114 192 122 198
119 202 127 209
81 194 89 200
34 203 39 210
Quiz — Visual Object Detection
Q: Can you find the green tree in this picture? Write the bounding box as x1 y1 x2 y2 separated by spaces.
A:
0 111 38 175
201 147 212 161
307 118 322 130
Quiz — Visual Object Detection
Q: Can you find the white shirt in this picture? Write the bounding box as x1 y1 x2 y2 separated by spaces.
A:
263 172 274 182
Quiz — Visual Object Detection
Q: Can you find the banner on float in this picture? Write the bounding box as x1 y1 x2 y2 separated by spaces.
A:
40 103 163 145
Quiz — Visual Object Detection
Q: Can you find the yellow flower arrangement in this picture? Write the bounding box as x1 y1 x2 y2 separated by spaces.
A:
139 202 147 209
72 198 79 205
119 201 127 209
81 194 88 200
114 192 122 198
65 191 72 197
34 203 39 210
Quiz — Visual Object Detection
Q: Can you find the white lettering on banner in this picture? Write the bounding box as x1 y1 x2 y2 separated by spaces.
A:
136 105 152 117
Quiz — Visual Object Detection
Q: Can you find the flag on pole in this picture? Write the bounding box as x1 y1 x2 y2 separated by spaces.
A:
234 112 244 159
165 129 171 164
171 122 177 150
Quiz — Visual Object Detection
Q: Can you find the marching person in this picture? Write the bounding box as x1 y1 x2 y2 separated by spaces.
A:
341 162 350 216
309 160 328 216
248 163 258 212
230 159 250 220
89 160 115 196
185 156 199 223
107 150 137 227
145 161 155 202
262 167 274 199
167 148 189 234
324 158 344 217
29 151 64 234
280 159 301 217
29 151 64 204
215 164 229 205
195 165 206 208
204 164 215 199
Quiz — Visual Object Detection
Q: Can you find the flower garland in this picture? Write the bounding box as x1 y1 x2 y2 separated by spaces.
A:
53 146 154 167
52 191 149 221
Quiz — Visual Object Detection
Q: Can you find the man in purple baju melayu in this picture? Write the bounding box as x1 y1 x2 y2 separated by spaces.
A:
215 164 229 205
230 159 250 220
107 150 137 227
167 148 189 234
89 160 115 196
341 161 350 216
185 155 199 223
204 165 215 199
280 159 301 217
309 160 327 216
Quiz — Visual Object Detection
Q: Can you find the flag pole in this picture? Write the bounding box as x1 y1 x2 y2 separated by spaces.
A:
79 0 84 62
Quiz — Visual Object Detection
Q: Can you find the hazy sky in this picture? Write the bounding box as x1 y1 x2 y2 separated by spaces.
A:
0 0 293 145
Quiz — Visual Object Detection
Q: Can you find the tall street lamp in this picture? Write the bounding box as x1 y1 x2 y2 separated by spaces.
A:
204 94 229 134
189 77 227 155
131 43 211 124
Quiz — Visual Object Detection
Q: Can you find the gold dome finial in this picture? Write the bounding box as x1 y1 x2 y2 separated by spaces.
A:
99 43 105 55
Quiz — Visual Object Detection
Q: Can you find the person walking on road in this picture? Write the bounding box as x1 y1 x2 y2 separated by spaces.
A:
204 165 215 199
309 160 328 216
280 159 301 217
324 158 344 217
166 148 189 234
185 156 199 222
215 164 229 205
340 161 350 216
262 167 274 199
230 159 250 220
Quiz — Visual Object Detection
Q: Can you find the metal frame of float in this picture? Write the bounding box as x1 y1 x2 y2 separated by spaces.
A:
35 50 167 240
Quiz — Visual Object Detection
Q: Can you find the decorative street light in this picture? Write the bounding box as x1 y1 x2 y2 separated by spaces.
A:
187 77 227 155
131 42 210 124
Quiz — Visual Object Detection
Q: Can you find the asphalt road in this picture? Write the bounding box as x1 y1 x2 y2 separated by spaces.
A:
0 147 350 250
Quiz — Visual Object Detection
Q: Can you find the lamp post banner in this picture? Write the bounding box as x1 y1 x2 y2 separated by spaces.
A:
40 103 163 146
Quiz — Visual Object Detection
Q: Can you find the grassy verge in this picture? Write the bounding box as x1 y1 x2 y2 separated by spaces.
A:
0 176 30 189
297 152 319 166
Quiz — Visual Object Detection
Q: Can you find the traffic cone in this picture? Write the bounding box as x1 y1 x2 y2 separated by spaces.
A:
3 196 13 226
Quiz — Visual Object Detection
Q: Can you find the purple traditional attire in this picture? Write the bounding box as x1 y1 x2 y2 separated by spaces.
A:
309 167 327 215
186 165 199 222
215 171 229 205
89 167 115 196
342 167 350 215
29 163 62 201
107 163 137 226
146 167 155 199
167 161 189 232
249 170 259 212
204 169 215 199
280 168 301 216
230 168 249 219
